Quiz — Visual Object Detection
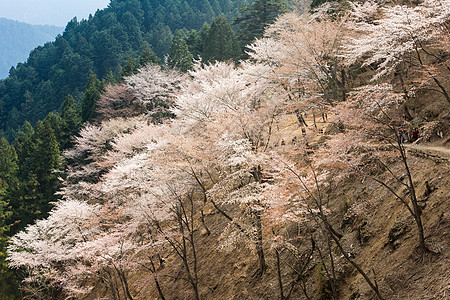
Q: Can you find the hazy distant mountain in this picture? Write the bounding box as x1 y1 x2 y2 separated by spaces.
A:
0 18 63 79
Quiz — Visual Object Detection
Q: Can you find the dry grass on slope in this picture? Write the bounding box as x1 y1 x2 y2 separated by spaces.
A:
117 149 449 300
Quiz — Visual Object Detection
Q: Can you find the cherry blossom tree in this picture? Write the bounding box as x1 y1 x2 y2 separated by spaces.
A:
248 9 349 106
95 83 144 121
7 200 100 297
10 7 439 297
61 117 144 201
344 0 450 103
173 60 302 277
315 83 428 255
125 65 184 123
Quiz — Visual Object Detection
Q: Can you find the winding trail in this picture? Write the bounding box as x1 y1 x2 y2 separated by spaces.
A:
404 144 450 163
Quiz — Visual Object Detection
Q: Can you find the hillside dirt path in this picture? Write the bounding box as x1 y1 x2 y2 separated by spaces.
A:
404 143 450 162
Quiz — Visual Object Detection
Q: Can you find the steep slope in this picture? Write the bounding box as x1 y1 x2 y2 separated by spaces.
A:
131 146 450 300
0 18 62 79
6 1 449 299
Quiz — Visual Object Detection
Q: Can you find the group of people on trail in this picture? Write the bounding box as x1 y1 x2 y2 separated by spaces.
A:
398 126 419 144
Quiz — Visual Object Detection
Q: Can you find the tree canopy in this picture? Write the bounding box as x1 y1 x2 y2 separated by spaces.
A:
0 0 251 140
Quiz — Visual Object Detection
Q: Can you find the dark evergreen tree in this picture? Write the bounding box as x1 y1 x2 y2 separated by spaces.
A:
121 56 139 77
102 70 121 85
0 137 18 190
311 0 337 8
168 30 194 72
0 176 17 300
121 11 144 49
13 122 34 182
0 136 17 237
202 16 241 63
234 0 287 50
152 25 173 58
23 120 61 223
60 94 82 149
92 30 122 78
0 137 20 299
43 113 65 146
81 72 103 122
185 24 210 59
138 45 161 67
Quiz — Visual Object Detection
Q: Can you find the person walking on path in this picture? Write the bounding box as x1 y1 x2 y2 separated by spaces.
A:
398 126 405 144
411 127 419 142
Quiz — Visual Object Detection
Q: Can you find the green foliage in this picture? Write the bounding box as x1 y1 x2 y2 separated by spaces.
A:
121 46 161 78
13 122 34 182
0 138 21 299
10 119 62 232
82 72 103 122
234 0 288 50
168 30 194 72
185 24 210 59
0 0 251 137
43 113 65 146
26 121 61 219
138 45 161 67
0 137 18 188
121 56 139 78
310 0 337 9
59 95 82 150
202 16 241 63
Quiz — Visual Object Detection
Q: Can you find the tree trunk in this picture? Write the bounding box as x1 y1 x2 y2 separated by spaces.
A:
105 270 119 300
119 270 134 300
399 144 427 253
341 68 347 102
275 248 284 300
325 222 384 300
154 277 166 300
431 76 450 104
255 212 266 276
149 258 166 300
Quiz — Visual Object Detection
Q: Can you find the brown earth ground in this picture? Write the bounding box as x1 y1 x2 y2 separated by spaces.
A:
88 92 449 300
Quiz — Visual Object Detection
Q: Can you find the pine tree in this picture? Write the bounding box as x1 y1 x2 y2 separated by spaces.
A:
0 175 16 300
82 72 103 122
234 0 287 50
202 16 241 63
120 56 139 77
43 113 65 148
185 24 210 59
25 120 61 222
0 136 18 242
138 45 161 67
0 137 18 189
13 122 34 182
61 94 82 136
9 120 61 230
310 0 336 9
0 137 17 261
167 30 194 72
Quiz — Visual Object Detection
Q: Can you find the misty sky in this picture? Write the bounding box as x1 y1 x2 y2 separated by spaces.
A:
0 0 111 26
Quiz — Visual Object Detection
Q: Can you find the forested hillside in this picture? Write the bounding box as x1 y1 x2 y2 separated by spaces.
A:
0 18 62 80
4 0 449 299
0 0 253 140
0 1 291 298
